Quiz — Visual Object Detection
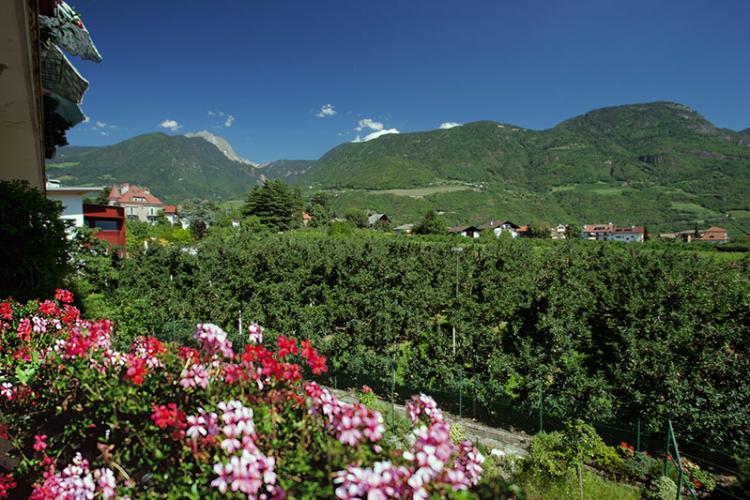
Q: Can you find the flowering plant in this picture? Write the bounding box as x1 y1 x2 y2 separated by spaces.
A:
0 291 484 498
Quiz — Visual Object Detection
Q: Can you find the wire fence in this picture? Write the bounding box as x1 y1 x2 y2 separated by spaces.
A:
317 362 746 500
154 319 746 499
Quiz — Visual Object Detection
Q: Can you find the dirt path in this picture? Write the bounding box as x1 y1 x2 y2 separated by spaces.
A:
330 387 531 457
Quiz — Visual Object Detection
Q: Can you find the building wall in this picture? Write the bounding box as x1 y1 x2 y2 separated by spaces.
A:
47 192 85 228
122 203 160 223
0 0 46 190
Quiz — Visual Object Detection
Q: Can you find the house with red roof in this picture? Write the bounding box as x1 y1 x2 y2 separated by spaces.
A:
162 204 179 225
107 183 164 224
697 226 728 243
581 223 646 243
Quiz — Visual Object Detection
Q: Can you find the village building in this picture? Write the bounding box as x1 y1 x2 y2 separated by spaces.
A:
477 220 520 238
550 224 569 240
582 223 645 243
162 205 179 225
83 204 126 254
394 223 414 235
659 229 698 242
302 211 313 227
45 179 102 232
697 226 728 243
448 225 481 238
367 213 389 227
107 183 164 223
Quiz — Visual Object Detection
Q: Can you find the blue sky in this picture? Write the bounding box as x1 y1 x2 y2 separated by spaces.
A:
68 0 750 163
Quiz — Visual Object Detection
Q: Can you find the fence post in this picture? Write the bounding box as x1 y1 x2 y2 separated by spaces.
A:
459 377 463 418
664 421 671 476
636 417 641 452
539 390 544 433
390 364 396 426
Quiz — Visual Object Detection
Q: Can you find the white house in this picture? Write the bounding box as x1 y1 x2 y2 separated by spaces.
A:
46 179 102 231
448 225 481 238
478 220 520 238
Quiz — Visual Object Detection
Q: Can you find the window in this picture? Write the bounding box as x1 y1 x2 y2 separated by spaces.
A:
93 220 119 231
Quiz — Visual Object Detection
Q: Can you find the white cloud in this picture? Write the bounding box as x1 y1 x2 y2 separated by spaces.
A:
439 122 462 129
355 118 384 132
352 128 400 143
208 111 216 116
316 104 337 118
159 119 182 131
94 121 107 128
224 115 235 128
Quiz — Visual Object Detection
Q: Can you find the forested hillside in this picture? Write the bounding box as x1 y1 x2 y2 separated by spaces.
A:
48 103 750 234
47 133 260 202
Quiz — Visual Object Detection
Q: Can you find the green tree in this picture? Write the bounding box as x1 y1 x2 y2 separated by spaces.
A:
181 199 218 228
307 192 332 227
94 186 111 205
291 185 304 228
242 180 296 231
414 210 446 235
527 223 550 239
0 180 70 301
343 208 368 228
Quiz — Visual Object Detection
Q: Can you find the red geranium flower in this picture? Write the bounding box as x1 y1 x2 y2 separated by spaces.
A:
54 289 75 304
276 335 298 359
33 434 47 452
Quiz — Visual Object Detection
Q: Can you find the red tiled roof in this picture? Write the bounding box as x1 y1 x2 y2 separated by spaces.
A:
163 204 177 214
108 184 163 206
698 227 728 241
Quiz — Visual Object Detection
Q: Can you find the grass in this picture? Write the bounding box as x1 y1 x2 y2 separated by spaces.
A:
523 469 642 500
369 185 478 198
46 161 80 169
670 202 720 217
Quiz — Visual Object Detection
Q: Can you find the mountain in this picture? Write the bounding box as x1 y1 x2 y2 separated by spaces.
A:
47 133 260 202
306 102 750 234
184 130 257 166
47 102 750 235
256 159 318 184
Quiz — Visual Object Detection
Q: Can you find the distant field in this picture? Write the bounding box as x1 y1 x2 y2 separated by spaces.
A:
367 185 478 198
670 201 720 217
46 162 79 169
550 183 629 196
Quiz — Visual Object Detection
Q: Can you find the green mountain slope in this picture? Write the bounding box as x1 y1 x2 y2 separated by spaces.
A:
304 102 750 235
257 159 318 184
47 133 261 202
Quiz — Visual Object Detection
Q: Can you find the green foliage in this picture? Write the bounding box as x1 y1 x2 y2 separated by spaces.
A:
736 455 750 497
451 423 468 444
524 421 602 481
522 469 641 500
328 220 354 236
621 451 660 482
414 209 447 235
242 180 297 231
46 133 261 202
343 208 368 228
645 476 677 500
307 192 332 227
70 232 750 451
0 180 70 301
525 432 572 480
